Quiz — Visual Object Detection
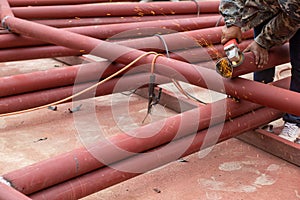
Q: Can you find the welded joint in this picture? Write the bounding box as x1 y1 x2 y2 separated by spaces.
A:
0 176 12 187
1 16 11 31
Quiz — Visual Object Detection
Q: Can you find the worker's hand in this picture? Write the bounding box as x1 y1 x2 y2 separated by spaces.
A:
221 25 242 44
243 41 269 68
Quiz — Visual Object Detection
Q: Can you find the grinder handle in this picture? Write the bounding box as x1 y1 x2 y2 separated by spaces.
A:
224 38 239 48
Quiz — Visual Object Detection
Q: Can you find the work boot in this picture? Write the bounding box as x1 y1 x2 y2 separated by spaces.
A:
278 122 300 142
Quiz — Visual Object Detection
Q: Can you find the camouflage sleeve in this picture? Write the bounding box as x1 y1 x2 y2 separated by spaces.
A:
219 0 245 27
255 0 300 49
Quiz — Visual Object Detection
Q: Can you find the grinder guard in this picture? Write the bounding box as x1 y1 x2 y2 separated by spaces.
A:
216 39 244 78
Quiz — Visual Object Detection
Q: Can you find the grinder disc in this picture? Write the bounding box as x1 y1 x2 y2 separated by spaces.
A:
216 57 233 78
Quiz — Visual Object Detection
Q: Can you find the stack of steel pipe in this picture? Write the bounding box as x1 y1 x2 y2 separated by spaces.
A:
8 0 139 7
0 0 294 199
0 0 231 115
0 0 228 113
11 1 220 19
2 77 288 199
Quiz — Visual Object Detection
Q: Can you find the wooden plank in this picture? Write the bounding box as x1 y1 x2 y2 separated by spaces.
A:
237 128 300 166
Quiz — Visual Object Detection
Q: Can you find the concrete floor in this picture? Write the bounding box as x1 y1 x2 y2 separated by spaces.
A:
85 138 300 200
0 58 299 200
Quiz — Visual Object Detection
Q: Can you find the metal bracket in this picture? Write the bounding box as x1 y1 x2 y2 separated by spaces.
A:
147 74 162 114
142 74 162 123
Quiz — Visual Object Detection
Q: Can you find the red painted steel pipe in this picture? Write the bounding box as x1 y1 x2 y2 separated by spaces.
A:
0 15 223 49
0 45 81 62
8 0 137 7
12 1 220 19
0 0 14 18
0 39 280 101
0 73 168 114
0 183 31 200
180 42 289 67
0 41 224 97
2 16 300 116
0 61 126 97
0 26 253 62
156 40 253 63
230 44 290 78
0 29 226 62
1 97 262 195
0 37 281 100
32 14 214 28
29 106 282 200
0 40 255 98
116 27 253 52
2 77 290 195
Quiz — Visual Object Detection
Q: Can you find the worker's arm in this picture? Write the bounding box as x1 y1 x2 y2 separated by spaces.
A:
219 0 268 67
255 6 300 49
219 0 245 44
219 0 245 28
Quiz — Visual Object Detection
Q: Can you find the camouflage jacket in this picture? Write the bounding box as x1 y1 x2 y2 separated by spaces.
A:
219 0 300 49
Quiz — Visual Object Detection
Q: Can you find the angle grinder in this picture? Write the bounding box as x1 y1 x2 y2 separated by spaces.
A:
216 39 244 78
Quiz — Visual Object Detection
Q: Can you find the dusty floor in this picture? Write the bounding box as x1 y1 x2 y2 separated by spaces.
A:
85 138 300 200
0 58 299 200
